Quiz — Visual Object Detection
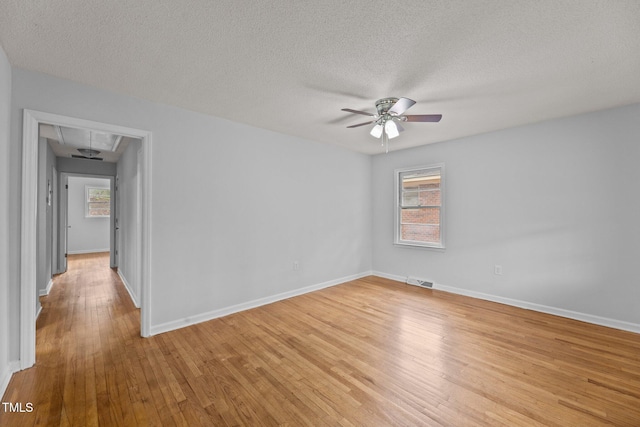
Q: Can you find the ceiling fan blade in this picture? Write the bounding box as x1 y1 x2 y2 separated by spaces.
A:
389 97 416 115
341 108 375 117
347 121 375 128
403 114 443 122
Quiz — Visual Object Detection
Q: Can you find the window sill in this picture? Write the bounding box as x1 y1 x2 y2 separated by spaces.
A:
394 241 445 251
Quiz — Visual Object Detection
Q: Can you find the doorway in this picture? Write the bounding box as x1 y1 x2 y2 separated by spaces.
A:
63 174 114 261
57 172 118 274
20 110 152 370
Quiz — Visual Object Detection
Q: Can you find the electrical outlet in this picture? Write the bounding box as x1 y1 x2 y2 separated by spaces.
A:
494 265 503 275
293 261 299 271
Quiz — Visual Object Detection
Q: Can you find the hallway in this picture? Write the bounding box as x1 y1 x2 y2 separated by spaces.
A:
2 253 141 425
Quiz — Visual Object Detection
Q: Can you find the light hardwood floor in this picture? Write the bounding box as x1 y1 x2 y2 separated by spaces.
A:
2 252 640 426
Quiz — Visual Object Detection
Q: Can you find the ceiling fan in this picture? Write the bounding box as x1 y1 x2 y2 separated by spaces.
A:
342 97 442 152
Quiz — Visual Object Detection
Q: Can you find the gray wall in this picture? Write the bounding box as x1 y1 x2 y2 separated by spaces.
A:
0 44 13 396
67 176 110 254
117 139 142 305
372 102 640 326
8 68 372 352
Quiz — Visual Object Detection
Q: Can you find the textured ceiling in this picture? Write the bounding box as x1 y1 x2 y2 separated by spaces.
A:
1 1 639 154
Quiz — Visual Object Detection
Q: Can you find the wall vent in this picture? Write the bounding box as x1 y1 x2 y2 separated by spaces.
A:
406 277 433 288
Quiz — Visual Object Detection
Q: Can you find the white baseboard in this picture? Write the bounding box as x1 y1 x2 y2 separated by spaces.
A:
35 305 42 320
372 271 407 283
150 271 372 336
39 278 54 297
0 361 20 400
373 272 640 335
67 249 110 255
117 270 140 308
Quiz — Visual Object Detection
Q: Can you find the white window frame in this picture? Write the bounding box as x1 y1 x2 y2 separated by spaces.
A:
85 186 111 218
394 164 445 249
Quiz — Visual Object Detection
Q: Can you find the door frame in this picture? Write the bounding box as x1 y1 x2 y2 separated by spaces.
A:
20 109 153 369
51 166 60 274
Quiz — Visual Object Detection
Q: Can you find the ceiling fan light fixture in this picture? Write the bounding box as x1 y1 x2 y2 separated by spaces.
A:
77 148 101 158
385 120 400 139
370 123 383 138
342 97 442 152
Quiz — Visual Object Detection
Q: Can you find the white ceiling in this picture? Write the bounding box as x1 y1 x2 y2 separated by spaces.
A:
2 1 639 154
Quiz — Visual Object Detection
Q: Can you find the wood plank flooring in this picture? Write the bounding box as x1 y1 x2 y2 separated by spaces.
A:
2 252 640 426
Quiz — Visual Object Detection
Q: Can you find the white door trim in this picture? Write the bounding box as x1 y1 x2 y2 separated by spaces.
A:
51 167 59 274
20 109 153 369
59 173 68 273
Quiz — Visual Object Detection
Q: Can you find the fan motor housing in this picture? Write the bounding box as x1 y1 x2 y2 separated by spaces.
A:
375 97 399 116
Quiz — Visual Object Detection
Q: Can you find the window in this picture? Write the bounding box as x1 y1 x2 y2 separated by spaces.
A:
86 187 111 218
395 164 444 248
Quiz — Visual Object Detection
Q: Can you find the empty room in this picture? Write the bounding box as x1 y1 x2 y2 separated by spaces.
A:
1 1 640 426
